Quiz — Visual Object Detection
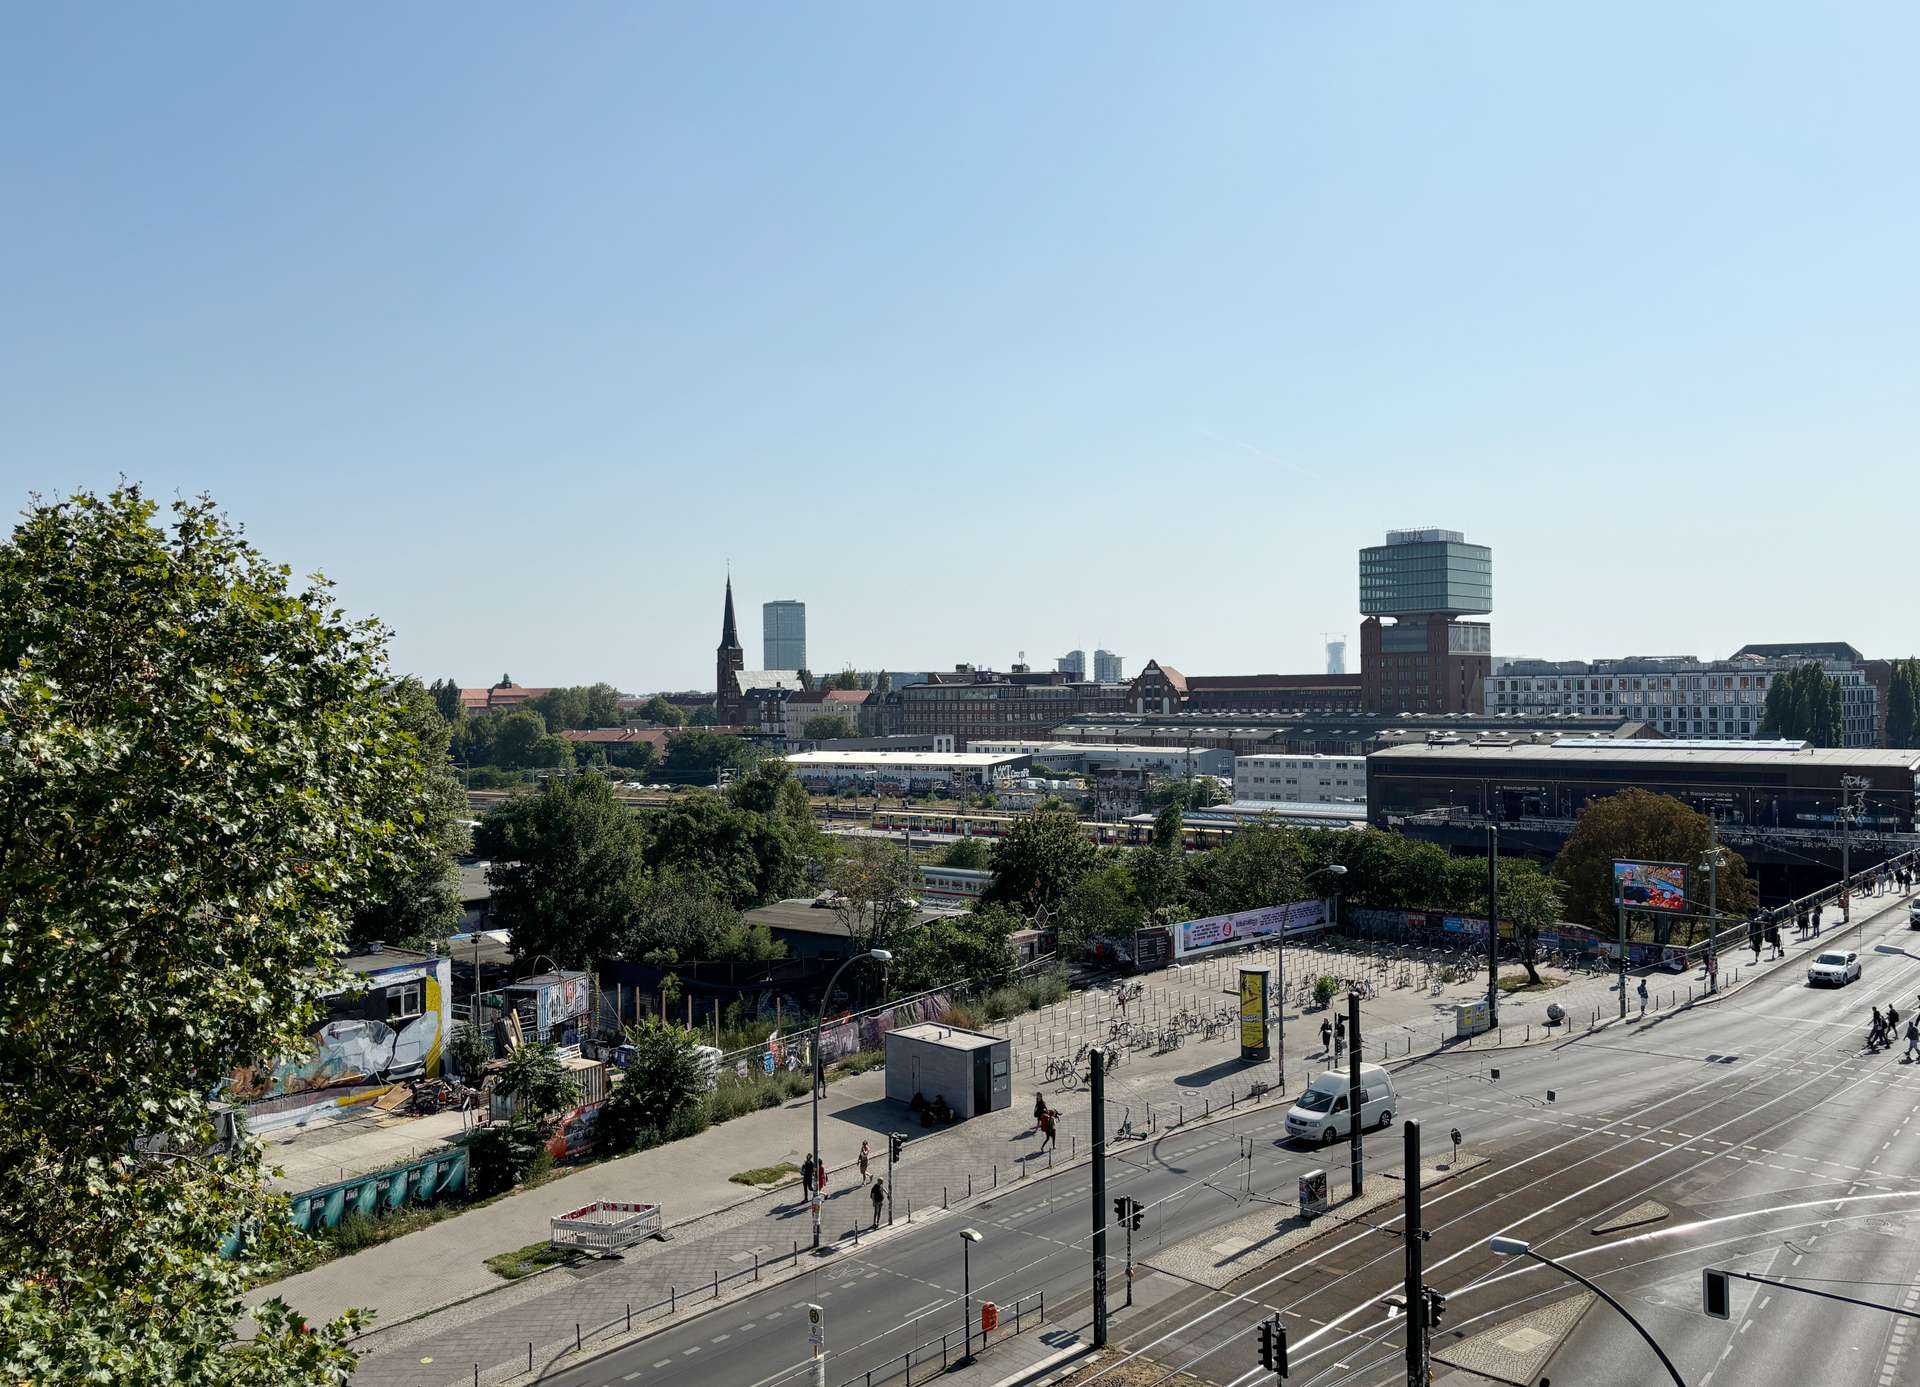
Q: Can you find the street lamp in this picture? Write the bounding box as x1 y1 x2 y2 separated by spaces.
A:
1278 866 1348 1091
1486 1238 1684 1386
810 948 892 1250
958 1228 983 1361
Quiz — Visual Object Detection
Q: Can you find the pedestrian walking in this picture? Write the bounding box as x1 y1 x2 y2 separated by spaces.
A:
1766 923 1782 960
870 1178 886 1227
1033 1092 1048 1130
800 1153 817 1199
1636 977 1649 1017
1905 1019 1919 1062
1320 1018 1333 1056
1812 903 1824 937
1797 907 1809 939
1889 1003 1902 1033
817 1159 830 1198
1869 1006 1886 1051
858 1140 871 1184
1038 1107 1057 1152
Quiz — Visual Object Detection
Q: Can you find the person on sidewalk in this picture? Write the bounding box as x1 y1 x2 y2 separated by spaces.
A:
1038 1107 1057 1152
1869 1006 1886 1051
870 1179 886 1227
1636 978 1649 1017
800 1153 816 1199
1812 903 1823 937
858 1140 871 1184
1766 922 1782 960
1889 1003 1902 1035
1320 1018 1333 1056
1033 1092 1049 1131
817 1159 830 1198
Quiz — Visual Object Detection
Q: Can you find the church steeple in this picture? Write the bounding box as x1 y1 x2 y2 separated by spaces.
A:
720 575 742 651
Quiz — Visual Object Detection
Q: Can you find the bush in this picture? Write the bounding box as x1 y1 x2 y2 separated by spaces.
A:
599 1021 707 1154
1312 975 1340 1009
464 1122 545 1197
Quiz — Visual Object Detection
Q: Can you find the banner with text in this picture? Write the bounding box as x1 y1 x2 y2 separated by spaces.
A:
1173 898 1326 959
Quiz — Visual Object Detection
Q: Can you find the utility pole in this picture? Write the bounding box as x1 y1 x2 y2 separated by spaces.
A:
1404 1119 1428 1387
1090 1047 1109 1348
1617 890 1628 1023
1347 990 1364 1197
1486 824 1500 1028
1841 776 1868 926
1703 824 1722 993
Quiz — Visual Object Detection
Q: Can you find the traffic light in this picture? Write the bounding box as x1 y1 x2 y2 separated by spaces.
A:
1703 1268 1730 1320
1256 1317 1288 1376
1112 1197 1145 1230
1130 1200 1144 1231
890 1133 906 1163
1424 1288 1447 1328
1114 1196 1129 1226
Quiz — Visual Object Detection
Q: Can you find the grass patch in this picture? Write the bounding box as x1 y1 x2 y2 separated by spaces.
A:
730 1161 799 1187
1497 971 1566 994
485 1240 586 1281
828 1049 885 1078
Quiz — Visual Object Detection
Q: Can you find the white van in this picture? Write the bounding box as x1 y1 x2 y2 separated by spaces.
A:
1284 1063 1397 1146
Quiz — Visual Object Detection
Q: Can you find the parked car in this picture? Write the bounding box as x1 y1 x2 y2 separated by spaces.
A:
1807 950 1861 987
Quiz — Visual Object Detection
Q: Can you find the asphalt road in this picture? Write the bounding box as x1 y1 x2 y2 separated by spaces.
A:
1109 889 1920 1387
515 889 1920 1387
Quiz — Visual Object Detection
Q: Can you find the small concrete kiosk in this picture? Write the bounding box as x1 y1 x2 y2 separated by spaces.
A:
884 1022 1012 1120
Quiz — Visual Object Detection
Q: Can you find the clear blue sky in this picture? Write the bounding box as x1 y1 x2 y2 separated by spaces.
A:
5 4 1917 692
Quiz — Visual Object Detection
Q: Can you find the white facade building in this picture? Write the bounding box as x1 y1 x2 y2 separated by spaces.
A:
1233 753 1368 805
1485 655 1878 747
1056 650 1087 678
1093 649 1124 683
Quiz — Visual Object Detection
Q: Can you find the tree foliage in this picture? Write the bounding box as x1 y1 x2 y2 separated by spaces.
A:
598 1022 709 1152
646 789 811 909
983 807 1098 917
1888 658 1920 750
529 683 623 731
348 676 468 948
1552 788 1755 928
829 836 917 955
1758 662 1844 746
640 694 689 727
661 730 755 782
803 714 855 740
479 774 651 967
429 676 466 724
888 907 1020 994
0 487 443 1383
493 1042 582 1131
939 837 990 869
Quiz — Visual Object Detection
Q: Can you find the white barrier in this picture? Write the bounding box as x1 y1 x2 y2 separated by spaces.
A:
550 1199 666 1255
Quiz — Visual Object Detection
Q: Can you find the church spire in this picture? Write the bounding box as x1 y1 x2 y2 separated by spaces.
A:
720 575 741 651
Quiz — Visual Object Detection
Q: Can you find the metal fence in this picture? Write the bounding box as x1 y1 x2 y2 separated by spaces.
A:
833 1290 1045 1387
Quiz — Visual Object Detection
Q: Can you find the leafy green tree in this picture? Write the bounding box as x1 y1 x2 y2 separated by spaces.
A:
348 676 469 948
645 790 812 908
1552 788 1755 929
529 731 577 769
1759 662 1844 746
804 714 856 740
829 836 917 954
488 707 550 769
940 837 990 869
598 1022 708 1151
1152 802 1184 851
688 704 720 726
493 1042 583 1131
446 1022 493 1082
465 1122 545 1197
983 807 1099 917
662 729 755 782
429 675 466 724
641 694 689 727
888 908 1019 993
1186 823 1306 915
794 668 814 690
479 774 650 967
0 487 439 1382
1063 860 1142 955
1887 658 1920 749
1127 841 1188 923
828 668 863 691
1146 777 1225 811
1487 858 1562 985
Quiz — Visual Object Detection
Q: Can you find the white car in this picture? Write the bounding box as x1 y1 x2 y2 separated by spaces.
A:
1807 950 1861 987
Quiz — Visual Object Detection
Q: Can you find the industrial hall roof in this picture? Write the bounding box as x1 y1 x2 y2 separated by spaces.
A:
1369 742 1920 770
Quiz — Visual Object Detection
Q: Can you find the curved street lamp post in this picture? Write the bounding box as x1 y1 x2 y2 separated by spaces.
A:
810 948 892 1250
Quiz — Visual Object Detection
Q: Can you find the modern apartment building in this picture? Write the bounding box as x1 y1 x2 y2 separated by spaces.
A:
1233 753 1367 805
1093 649 1125 683
1057 650 1087 678
1485 650 1880 747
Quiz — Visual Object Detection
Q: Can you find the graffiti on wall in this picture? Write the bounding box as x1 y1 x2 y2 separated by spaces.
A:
226 972 443 1104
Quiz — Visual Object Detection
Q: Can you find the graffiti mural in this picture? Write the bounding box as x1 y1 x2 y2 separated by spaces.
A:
226 964 446 1105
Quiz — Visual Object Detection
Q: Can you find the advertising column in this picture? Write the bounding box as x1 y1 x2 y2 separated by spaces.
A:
1238 965 1273 1063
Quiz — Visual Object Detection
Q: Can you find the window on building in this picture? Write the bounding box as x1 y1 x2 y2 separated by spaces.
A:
387 981 425 1022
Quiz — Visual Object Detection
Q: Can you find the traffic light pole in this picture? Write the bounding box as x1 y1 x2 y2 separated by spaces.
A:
1347 990 1364 1197
1404 1119 1428 1387
885 1133 897 1226
1486 825 1500 1029
1090 1047 1109 1349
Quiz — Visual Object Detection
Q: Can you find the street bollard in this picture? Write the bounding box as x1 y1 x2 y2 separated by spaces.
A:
474 1367 479 1387
1179 1103 1184 1125
1204 1095 1209 1117
969 1173 974 1198
993 1164 998 1187
671 1286 676 1313
712 1269 719 1299
576 1324 582 1353
753 1252 760 1281
529 1344 534 1372
944 1185 948 1208
626 1303 632 1330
